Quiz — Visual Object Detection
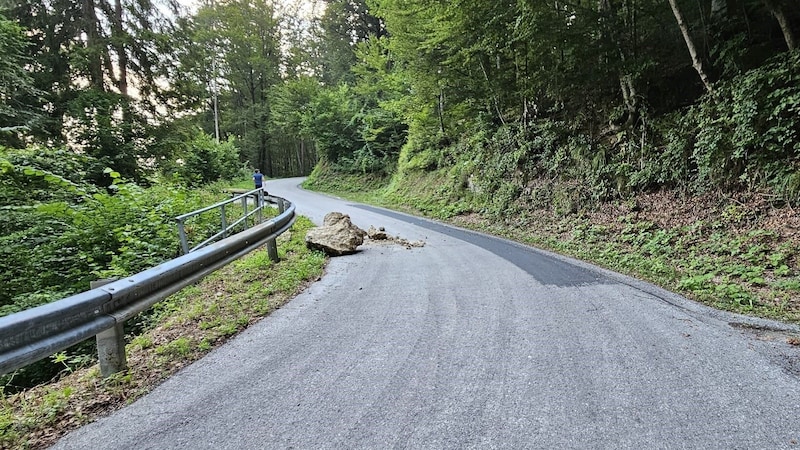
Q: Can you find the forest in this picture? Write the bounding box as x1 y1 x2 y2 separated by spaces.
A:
0 0 323 316
1 0 799 357
307 0 799 209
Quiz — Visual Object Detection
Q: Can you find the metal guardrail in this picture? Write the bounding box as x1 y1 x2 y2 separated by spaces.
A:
176 188 280 254
0 195 296 377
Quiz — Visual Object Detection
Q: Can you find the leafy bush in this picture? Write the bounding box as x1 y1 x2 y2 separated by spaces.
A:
0 164 230 314
304 83 407 175
305 85 362 163
663 51 800 196
0 146 102 205
163 132 245 186
1 154 258 390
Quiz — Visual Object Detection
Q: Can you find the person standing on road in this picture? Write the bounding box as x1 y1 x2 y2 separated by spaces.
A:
253 169 264 190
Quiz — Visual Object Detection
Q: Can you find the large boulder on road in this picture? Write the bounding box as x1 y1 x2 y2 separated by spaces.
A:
305 212 367 256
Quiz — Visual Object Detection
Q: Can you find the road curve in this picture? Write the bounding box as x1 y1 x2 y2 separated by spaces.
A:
53 177 800 449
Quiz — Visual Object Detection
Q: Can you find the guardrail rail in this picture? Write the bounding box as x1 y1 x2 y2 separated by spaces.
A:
0 193 296 378
176 188 286 255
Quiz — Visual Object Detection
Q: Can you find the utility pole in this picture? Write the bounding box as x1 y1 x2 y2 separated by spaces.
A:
212 57 220 142
211 0 220 142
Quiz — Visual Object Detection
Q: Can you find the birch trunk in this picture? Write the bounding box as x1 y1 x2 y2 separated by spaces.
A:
668 0 714 94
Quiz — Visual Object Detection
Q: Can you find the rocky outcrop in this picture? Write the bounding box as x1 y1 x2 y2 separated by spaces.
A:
305 212 367 255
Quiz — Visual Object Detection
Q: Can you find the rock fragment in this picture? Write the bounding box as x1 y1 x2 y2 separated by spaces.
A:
367 226 389 240
395 238 425 249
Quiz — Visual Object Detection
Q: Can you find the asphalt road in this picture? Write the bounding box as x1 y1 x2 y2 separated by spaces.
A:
53 177 800 449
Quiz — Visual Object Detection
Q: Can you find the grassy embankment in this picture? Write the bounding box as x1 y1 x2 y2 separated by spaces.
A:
0 216 326 450
305 163 800 327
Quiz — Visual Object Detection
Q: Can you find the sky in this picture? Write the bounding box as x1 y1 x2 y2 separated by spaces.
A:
176 0 322 18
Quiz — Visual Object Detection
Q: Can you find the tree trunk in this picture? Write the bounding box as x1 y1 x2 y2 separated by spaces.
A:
113 0 129 97
81 0 105 89
437 89 446 135
261 131 273 177
668 0 714 94
599 0 640 127
764 1 796 51
478 57 506 125
710 0 727 20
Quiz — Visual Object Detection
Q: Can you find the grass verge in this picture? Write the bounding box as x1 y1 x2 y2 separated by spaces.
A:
0 216 325 450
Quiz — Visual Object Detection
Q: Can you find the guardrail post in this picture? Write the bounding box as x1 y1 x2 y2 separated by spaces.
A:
257 190 263 224
177 219 189 255
266 238 279 262
241 195 248 229
91 278 127 377
221 204 228 239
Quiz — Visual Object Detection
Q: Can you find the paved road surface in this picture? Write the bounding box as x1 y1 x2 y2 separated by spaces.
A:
53 177 800 449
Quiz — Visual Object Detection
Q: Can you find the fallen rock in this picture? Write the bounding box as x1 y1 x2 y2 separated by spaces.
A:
305 212 367 256
367 226 389 240
365 225 426 249
395 237 426 249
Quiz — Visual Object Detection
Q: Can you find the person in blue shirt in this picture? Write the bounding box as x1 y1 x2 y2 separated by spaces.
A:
253 169 264 190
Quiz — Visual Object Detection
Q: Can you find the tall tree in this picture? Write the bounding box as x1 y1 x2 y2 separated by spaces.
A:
188 0 282 175
318 0 385 85
0 13 42 146
271 76 320 175
8 0 180 180
669 0 715 93
762 0 796 51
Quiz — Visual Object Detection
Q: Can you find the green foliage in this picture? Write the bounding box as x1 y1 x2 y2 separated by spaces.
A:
0 162 283 391
304 160 390 197
322 0 800 214
155 337 192 358
0 384 74 447
184 0 283 175
0 171 231 315
163 132 244 186
304 81 406 175
389 45 800 213
67 90 148 182
0 146 102 205
0 214 325 450
317 0 385 85
305 84 362 163
6 0 182 180
688 51 800 192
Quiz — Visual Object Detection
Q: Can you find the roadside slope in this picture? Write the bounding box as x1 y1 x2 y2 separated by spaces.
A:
306 166 800 326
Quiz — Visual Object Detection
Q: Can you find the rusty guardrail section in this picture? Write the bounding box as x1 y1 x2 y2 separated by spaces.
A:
0 195 295 377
